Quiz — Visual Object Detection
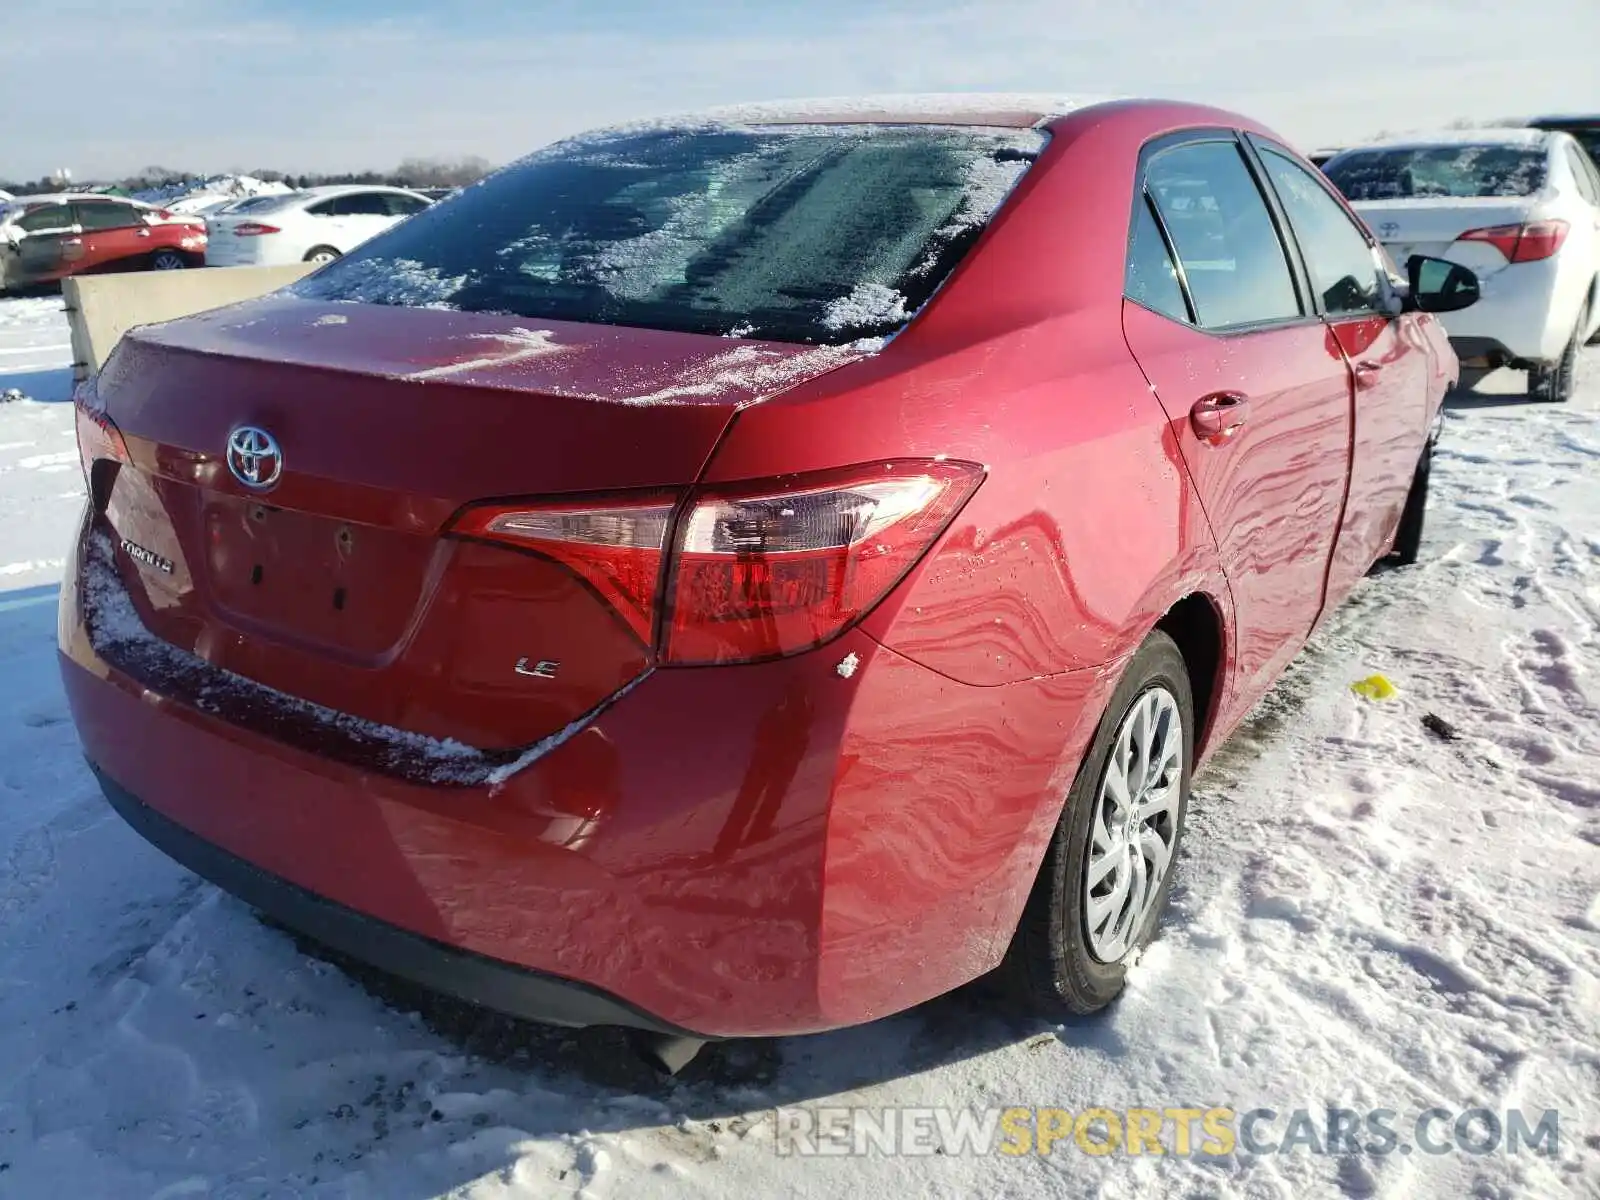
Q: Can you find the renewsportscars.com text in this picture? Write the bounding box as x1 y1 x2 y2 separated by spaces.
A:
774 1105 1561 1159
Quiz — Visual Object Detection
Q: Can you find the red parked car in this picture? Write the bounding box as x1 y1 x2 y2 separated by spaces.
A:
1 193 207 292
60 97 1478 1070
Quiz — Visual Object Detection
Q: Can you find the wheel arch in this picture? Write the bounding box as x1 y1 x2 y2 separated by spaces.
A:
1154 590 1228 761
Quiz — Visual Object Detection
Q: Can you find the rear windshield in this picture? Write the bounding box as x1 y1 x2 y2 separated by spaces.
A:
227 193 302 215
290 124 1045 343
226 194 293 214
1325 145 1547 200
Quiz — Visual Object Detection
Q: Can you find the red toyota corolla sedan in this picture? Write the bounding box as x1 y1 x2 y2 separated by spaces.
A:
60 97 1478 1068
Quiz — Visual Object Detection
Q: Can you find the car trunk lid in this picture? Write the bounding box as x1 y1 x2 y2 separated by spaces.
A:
1350 197 1544 276
89 295 863 753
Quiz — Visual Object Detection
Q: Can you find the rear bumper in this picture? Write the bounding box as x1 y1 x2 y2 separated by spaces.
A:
203 240 294 268
95 766 698 1036
1436 261 1566 364
60 533 1119 1037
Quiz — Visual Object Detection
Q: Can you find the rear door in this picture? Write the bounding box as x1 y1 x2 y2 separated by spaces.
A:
73 200 151 271
301 196 354 252
1250 139 1436 607
326 191 400 251
1121 133 1355 705
11 203 78 284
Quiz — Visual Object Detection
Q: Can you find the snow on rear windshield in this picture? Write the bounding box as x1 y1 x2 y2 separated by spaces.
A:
291 124 1045 343
1326 145 1548 201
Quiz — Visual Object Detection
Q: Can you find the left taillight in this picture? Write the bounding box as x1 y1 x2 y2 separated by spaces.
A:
446 459 984 665
447 496 678 645
73 382 130 509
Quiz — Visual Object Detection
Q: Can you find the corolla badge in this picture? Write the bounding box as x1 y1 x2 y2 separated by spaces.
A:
227 425 283 489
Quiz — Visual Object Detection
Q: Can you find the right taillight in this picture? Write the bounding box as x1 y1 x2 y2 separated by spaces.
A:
1457 219 1569 263
445 459 983 665
232 223 281 236
663 460 983 665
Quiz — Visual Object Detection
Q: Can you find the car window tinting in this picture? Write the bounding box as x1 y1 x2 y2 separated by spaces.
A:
1124 198 1190 322
291 124 1045 343
1259 148 1383 316
1144 140 1301 330
75 202 139 232
15 205 74 234
1325 145 1548 200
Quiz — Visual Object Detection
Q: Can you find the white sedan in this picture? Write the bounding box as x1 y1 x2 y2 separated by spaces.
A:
205 185 433 269
1324 129 1600 401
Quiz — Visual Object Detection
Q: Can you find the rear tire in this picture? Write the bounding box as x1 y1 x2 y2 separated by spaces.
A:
304 246 341 265
997 630 1193 1016
1386 442 1432 567
148 250 187 271
1529 305 1585 402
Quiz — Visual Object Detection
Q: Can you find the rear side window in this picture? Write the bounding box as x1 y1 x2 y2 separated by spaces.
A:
1258 148 1384 315
1124 199 1190 322
15 204 74 233
1563 145 1599 205
1144 140 1301 330
292 124 1045 343
1325 145 1548 200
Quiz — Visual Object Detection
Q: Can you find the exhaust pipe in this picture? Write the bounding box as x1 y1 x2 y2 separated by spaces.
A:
627 1030 707 1075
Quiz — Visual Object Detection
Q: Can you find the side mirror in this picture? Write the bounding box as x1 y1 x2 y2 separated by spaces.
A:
1405 255 1480 314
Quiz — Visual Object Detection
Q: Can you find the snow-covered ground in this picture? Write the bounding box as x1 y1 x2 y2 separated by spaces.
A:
0 294 1596 1198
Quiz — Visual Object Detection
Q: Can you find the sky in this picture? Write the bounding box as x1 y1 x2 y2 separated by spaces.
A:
4 0 1599 181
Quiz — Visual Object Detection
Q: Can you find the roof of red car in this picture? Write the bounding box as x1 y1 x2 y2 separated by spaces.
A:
602 93 1126 131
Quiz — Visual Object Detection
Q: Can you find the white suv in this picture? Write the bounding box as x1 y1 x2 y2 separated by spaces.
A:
1324 129 1600 401
204 185 432 269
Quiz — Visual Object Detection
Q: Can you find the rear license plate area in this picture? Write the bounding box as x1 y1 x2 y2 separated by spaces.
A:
201 494 428 654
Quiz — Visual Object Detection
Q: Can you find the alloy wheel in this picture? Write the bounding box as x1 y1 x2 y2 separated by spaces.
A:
1083 685 1183 963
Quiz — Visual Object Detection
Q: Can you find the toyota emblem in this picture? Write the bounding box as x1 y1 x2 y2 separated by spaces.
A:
1379 221 1400 237
227 426 283 490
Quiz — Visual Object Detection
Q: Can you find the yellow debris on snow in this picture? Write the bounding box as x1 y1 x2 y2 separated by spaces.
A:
1350 674 1398 701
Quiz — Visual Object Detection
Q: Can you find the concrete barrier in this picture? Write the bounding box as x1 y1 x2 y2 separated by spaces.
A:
64 264 317 380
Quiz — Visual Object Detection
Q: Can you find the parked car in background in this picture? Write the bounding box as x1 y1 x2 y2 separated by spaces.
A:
204 185 432 267
1308 147 1344 168
0 188 13 202
1324 129 1600 400
63 97 1477 1069
0 194 207 292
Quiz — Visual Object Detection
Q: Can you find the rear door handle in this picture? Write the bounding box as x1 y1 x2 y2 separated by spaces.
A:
1190 392 1251 444
1354 360 1383 389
